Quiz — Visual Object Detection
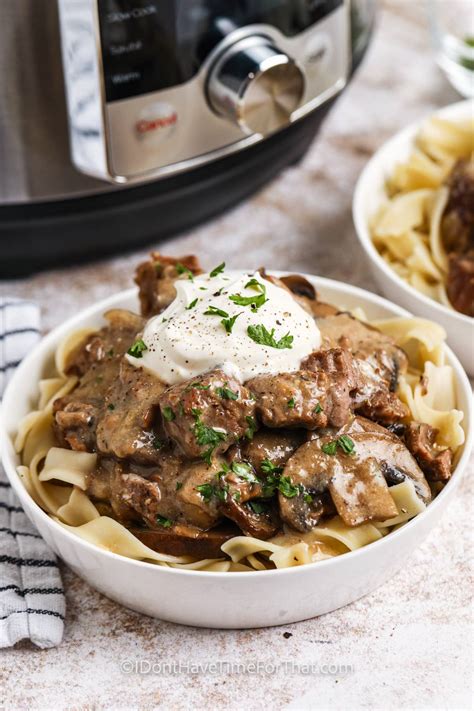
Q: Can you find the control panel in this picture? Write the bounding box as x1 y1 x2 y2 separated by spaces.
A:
58 0 349 184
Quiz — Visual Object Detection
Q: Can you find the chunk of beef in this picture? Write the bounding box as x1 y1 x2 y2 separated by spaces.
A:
442 157 474 255
404 422 453 481
129 522 240 558
88 453 226 531
441 159 474 316
95 359 166 465
53 310 143 452
247 353 355 431
446 251 474 317
175 458 226 529
279 416 431 532
135 253 202 318
316 313 409 424
239 428 306 473
301 347 358 426
54 402 97 452
159 369 256 460
247 371 329 429
219 496 280 539
64 309 144 377
354 386 409 424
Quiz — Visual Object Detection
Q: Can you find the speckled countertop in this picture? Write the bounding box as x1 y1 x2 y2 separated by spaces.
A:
1 2 473 709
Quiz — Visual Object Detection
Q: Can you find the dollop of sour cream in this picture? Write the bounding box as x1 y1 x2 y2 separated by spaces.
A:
128 269 321 384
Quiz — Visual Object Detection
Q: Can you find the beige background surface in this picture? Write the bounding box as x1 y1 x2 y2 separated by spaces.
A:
1 2 473 709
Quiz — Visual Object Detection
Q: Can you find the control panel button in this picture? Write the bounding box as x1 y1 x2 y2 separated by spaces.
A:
135 102 178 145
207 35 305 137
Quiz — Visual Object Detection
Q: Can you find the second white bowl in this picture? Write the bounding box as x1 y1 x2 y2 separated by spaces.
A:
353 100 474 375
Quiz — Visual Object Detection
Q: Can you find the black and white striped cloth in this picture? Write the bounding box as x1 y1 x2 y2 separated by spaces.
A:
1 297 65 648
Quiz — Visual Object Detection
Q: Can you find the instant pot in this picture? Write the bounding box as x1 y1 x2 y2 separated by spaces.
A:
0 0 375 276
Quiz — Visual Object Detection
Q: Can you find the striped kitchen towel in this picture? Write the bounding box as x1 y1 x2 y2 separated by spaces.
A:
0 297 65 648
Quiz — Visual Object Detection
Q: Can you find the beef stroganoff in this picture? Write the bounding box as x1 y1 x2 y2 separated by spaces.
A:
370 115 474 316
15 255 465 571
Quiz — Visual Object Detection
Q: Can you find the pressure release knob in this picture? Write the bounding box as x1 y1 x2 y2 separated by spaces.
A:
207 35 305 136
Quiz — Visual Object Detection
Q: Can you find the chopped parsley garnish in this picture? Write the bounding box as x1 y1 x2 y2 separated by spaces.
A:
287 397 296 409
322 435 355 456
249 500 267 515
337 435 356 454
175 262 194 280
127 339 148 358
162 406 175 422
152 436 164 450
277 476 300 498
260 473 300 499
204 305 229 318
186 298 198 310
156 515 173 528
221 312 242 334
247 324 293 350
233 491 241 501
214 484 229 502
176 481 183 491
191 382 211 390
215 385 239 400
192 410 227 464
245 415 257 440
196 481 229 503
195 483 214 502
260 459 283 475
321 441 337 455
107 348 114 357
210 262 225 277
303 493 313 504
107 403 115 411
231 461 259 483
229 279 267 312
314 403 323 414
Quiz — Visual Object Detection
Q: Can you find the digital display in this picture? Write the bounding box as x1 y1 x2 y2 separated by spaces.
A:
98 0 343 102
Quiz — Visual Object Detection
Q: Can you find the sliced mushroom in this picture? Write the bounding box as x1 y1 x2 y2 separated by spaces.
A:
280 273 340 317
279 416 431 532
280 274 317 300
239 428 306 473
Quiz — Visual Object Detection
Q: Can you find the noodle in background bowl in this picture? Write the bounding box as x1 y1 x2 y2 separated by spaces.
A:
353 100 474 376
1 277 472 628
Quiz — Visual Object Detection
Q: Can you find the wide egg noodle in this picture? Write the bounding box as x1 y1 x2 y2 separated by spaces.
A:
57 516 191 565
428 187 449 272
373 317 446 368
374 480 426 529
370 116 473 309
371 189 433 237
56 487 101 527
39 447 96 490
55 327 98 377
38 375 78 411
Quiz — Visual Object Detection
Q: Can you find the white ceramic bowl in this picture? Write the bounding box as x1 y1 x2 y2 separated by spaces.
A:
353 100 474 376
1 276 472 629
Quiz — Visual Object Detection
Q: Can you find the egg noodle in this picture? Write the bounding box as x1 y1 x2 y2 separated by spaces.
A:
14 314 464 572
370 116 474 310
